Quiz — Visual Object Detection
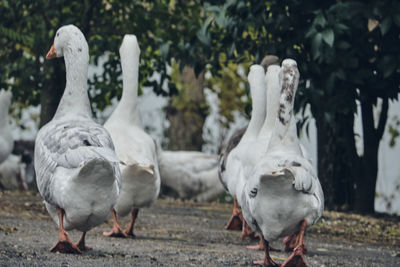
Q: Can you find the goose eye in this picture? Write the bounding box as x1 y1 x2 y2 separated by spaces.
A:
57 32 59 37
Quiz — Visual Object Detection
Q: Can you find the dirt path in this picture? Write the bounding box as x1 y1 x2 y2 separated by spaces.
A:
0 191 399 266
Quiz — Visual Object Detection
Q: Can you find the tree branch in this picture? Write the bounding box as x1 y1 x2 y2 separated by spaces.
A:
376 98 389 141
82 0 100 36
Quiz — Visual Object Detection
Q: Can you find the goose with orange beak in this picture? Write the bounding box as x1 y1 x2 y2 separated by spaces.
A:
34 25 121 254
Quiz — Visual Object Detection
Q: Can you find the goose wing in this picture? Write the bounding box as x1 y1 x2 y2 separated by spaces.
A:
35 119 121 204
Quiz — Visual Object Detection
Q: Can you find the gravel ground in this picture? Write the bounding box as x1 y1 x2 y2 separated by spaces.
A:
0 191 399 266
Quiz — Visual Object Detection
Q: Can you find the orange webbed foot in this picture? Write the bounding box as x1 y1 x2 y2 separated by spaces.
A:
283 234 307 254
225 198 243 230
75 232 92 251
225 213 243 230
281 244 307 267
122 229 136 238
241 221 258 240
103 226 129 238
50 230 82 254
253 258 279 266
247 238 280 252
76 244 92 251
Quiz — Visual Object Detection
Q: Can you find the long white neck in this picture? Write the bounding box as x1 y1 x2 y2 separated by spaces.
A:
0 92 11 129
268 59 301 154
242 65 266 141
53 41 91 120
259 65 281 138
108 35 142 127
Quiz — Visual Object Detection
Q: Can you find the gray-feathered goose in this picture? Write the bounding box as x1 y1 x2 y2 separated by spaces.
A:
34 25 121 254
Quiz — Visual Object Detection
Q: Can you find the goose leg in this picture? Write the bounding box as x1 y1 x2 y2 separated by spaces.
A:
224 198 243 230
253 238 279 266
247 237 265 250
248 236 281 252
123 208 139 238
281 220 308 267
241 219 258 240
17 171 27 191
283 234 297 252
283 233 308 254
103 209 128 238
75 231 92 251
50 208 82 254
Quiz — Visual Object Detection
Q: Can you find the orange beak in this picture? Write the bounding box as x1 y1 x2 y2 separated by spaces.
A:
46 44 57 59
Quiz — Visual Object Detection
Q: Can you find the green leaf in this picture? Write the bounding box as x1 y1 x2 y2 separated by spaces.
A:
334 23 349 32
305 28 317 39
322 28 334 47
314 13 327 27
215 10 227 28
311 33 323 60
205 5 220 13
196 28 210 45
380 17 392 35
160 43 170 60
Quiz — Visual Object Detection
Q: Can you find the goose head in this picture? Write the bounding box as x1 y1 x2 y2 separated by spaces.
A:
119 34 140 61
260 55 280 73
247 65 265 87
46 25 88 62
279 59 299 104
277 59 299 127
45 25 91 119
119 34 140 92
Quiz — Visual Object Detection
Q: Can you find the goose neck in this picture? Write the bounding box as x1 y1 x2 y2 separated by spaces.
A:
244 79 266 140
112 51 141 125
260 87 281 135
268 62 300 153
0 105 9 125
53 48 91 120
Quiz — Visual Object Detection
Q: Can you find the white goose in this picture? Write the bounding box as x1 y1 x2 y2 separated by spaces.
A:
234 64 282 248
0 154 26 191
158 150 223 202
0 90 13 164
219 65 267 233
240 59 324 266
103 34 160 238
34 25 121 254
219 56 280 236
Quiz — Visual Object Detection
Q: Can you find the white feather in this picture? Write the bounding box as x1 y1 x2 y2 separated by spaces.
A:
240 59 324 242
34 25 121 232
104 34 161 218
0 90 13 164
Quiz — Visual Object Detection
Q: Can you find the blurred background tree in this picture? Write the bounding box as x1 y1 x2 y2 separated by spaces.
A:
1 0 399 213
195 0 400 213
0 0 231 151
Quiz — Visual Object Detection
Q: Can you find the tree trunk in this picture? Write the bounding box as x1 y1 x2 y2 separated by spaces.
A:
315 111 357 210
39 60 65 128
166 66 207 151
354 97 388 213
316 118 336 208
